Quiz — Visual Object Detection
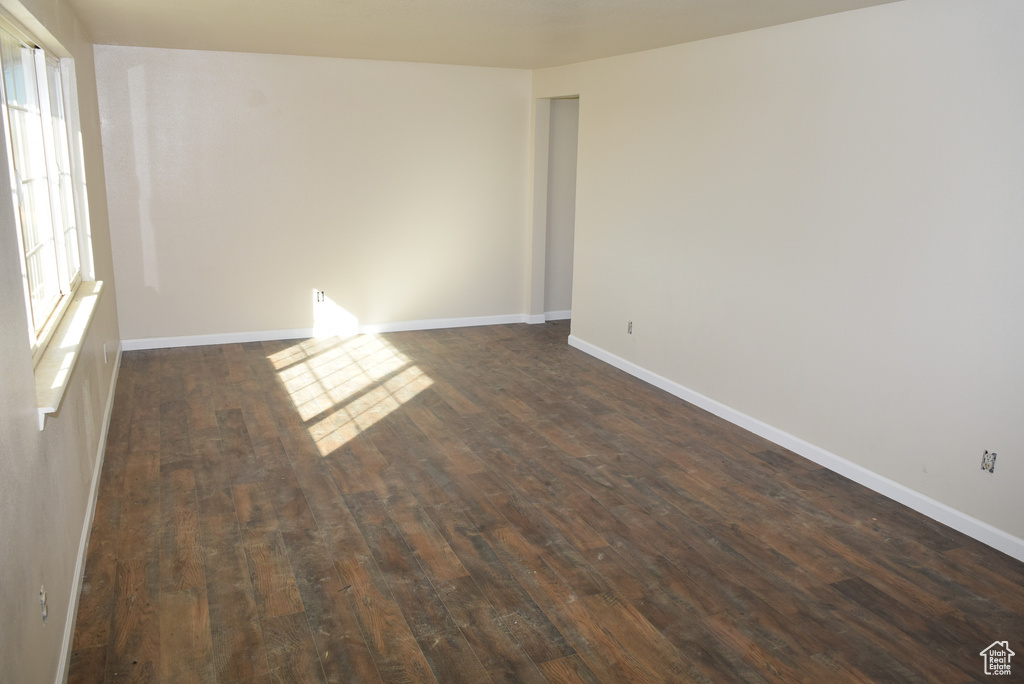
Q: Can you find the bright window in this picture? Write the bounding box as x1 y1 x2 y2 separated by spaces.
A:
0 24 84 363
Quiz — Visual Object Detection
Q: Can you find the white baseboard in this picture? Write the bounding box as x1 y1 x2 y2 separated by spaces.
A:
121 314 534 351
567 334 1024 563
522 310 570 324
57 342 122 684
360 313 529 334
122 327 313 351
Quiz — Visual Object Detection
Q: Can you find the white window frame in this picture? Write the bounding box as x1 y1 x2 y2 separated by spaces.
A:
0 18 88 367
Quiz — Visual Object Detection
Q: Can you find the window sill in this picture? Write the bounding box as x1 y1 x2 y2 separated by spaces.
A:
35 280 103 430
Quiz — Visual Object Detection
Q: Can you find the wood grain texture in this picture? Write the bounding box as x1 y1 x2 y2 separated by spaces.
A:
71 322 1024 682
262 611 328 683
106 556 160 682
68 645 107 684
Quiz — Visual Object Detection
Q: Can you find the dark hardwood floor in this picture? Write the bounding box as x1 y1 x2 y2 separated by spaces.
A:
69 322 1024 683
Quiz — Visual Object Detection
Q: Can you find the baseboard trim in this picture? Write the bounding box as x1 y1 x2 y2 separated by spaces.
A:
567 334 1024 563
121 314 534 350
57 342 122 684
359 313 529 334
545 309 571 321
122 328 314 351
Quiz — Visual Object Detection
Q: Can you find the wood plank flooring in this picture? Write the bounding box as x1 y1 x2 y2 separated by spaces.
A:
69 322 1024 683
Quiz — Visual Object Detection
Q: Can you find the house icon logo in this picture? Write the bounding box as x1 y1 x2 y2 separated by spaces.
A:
980 641 1015 676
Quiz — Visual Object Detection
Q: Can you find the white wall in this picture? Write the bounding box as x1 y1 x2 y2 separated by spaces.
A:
546 0 1024 545
0 0 120 681
95 46 532 342
544 98 578 315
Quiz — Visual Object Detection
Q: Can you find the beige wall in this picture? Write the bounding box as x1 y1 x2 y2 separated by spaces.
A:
96 46 532 342
555 0 1024 542
0 0 120 681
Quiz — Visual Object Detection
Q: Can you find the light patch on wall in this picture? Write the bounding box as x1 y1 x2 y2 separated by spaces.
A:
268 332 433 456
127 64 159 291
312 289 359 338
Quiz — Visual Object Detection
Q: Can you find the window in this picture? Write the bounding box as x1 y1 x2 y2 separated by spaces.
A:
0 23 84 363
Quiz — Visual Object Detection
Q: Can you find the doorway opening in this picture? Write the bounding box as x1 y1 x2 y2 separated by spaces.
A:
544 97 579 322
530 96 579 328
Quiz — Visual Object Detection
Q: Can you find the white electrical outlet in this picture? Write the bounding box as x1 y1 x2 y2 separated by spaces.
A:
981 450 997 473
40 586 47 624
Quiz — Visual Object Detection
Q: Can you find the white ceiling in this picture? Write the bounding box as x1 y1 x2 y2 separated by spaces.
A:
65 0 903 70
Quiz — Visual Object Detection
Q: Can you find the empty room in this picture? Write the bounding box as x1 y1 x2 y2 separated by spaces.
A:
0 0 1022 681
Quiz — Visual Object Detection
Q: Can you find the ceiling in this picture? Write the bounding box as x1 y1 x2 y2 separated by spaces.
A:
65 0 903 70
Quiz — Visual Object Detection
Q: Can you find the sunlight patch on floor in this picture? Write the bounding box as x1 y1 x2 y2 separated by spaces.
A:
269 334 433 455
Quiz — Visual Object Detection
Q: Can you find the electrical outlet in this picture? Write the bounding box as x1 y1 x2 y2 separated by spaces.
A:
315 290 326 303
40 586 47 624
627 320 633 335
981 450 997 473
